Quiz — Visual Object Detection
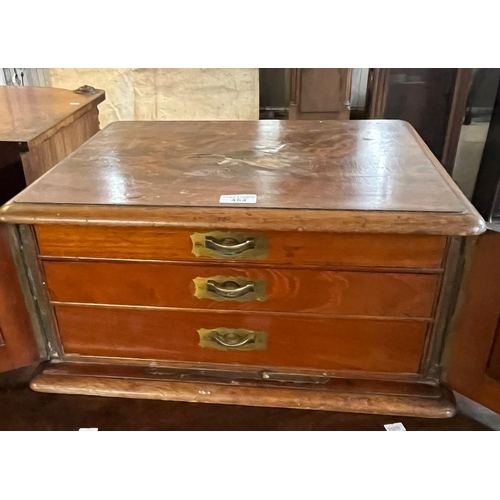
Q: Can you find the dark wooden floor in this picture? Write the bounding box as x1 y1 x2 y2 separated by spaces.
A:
0 367 490 431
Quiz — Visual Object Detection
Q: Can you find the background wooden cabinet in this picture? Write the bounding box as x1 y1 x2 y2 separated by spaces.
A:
289 69 352 120
367 69 472 174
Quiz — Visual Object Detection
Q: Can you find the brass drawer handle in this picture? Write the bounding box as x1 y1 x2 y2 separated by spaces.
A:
191 232 268 260
205 235 255 256
198 327 267 351
207 279 255 299
211 331 253 348
193 275 267 302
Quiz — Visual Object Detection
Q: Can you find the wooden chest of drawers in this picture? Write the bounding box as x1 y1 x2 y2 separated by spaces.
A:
0 120 485 417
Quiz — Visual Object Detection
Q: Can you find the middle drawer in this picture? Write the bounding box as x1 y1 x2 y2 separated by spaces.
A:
43 261 439 318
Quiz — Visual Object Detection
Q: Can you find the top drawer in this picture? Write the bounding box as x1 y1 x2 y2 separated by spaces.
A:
35 225 447 269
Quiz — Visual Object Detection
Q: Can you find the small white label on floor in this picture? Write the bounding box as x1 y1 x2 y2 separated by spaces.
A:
384 422 406 431
79 428 98 431
219 194 257 204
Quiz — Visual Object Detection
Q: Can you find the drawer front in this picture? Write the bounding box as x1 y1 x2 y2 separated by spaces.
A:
44 261 440 318
36 225 447 269
55 305 428 373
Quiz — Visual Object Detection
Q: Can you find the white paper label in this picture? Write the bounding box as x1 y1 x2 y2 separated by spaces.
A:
219 194 257 204
79 428 98 431
384 422 406 431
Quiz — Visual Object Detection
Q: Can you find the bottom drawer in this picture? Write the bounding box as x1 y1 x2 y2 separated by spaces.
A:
54 305 428 374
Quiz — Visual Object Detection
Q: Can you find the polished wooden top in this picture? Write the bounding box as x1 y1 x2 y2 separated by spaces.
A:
2 120 485 234
0 86 105 144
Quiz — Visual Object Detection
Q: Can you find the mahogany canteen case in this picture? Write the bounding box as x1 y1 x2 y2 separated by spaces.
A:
0 120 485 417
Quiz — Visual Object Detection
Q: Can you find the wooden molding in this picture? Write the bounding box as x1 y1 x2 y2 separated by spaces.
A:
30 363 457 418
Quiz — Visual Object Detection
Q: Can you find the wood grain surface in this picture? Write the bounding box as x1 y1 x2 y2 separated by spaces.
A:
1 203 484 235
44 260 440 318
29 363 456 418
36 225 448 268
54 304 428 373
2 120 484 234
4 383 488 429
6 120 481 220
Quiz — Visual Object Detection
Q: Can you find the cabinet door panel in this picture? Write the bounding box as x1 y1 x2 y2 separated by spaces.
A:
445 230 500 413
290 69 352 120
301 69 343 113
0 225 39 373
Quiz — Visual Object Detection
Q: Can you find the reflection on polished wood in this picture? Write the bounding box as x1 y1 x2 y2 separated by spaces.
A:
0 120 484 235
3 120 483 235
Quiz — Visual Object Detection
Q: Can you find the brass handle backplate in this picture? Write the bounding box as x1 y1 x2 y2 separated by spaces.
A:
198 328 267 351
193 276 267 302
190 231 268 260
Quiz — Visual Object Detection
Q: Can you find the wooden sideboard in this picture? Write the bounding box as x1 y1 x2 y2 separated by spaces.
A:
0 120 485 417
0 85 104 373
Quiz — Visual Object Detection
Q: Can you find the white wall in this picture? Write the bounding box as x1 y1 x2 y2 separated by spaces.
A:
47 68 259 127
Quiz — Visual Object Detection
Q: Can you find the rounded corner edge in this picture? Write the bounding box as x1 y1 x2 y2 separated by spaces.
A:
475 218 488 235
28 376 42 392
467 215 488 236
